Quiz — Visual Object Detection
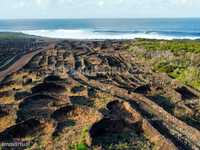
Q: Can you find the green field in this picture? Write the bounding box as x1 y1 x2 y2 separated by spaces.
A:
0 32 36 40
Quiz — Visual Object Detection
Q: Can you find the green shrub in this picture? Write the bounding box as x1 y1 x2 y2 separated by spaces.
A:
130 39 200 53
68 143 88 150
68 127 89 150
76 143 88 150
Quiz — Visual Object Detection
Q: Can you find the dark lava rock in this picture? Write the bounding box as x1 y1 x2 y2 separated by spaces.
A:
48 56 56 65
17 94 62 122
99 55 123 68
0 119 41 141
106 100 122 111
88 87 97 98
14 91 31 101
23 78 32 85
89 118 127 138
31 82 67 95
44 75 70 85
44 75 63 83
52 120 76 137
0 109 8 117
134 84 151 95
175 86 198 100
71 85 86 93
51 105 75 122
19 94 59 109
69 96 91 106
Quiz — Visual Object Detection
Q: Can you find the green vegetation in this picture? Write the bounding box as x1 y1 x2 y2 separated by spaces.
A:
68 127 89 150
153 60 200 90
126 39 200 90
68 143 88 150
132 39 200 53
0 32 35 40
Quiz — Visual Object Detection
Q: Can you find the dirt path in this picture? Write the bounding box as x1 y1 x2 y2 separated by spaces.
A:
0 44 54 82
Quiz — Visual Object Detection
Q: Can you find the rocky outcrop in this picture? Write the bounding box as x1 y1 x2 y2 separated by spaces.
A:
0 119 42 141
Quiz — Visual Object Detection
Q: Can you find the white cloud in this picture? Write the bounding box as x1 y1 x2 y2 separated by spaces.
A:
170 0 195 6
98 1 105 7
12 0 26 8
33 0 50 7
1 0 200 18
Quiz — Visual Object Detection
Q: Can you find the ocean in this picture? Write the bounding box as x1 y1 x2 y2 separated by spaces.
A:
0 18 200 40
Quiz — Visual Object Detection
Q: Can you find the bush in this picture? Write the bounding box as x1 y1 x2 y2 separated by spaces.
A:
127 39 200 54
68 143 88 150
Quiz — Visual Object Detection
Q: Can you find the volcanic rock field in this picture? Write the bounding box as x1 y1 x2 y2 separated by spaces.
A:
0 39 200 150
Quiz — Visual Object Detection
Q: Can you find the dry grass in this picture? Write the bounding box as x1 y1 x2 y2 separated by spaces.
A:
0 83 23 92
0 114 16 132
0 96 15 105
92 91 114 109
28 122 55 150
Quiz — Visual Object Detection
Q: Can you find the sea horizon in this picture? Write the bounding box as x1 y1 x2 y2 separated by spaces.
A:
1 18 200 40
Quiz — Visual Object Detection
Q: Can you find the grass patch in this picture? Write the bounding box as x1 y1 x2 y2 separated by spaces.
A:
92 92 113 109
0 32 35 40
132 39 200 53
68 127 89 150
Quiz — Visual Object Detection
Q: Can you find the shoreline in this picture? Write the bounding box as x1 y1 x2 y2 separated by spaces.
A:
1 31 200 41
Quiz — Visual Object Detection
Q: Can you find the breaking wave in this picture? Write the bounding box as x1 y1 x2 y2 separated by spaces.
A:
20 29 200 40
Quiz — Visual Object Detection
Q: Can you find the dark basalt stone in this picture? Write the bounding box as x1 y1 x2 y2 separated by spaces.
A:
44 75 63 83
51 105 75 122
0 109 8 117
88 87 97 98
52 120 76 137
31 82 66 95
89 118 127 138
106 100 121 111
48 56 56 65
17 94 60 122
99 55 123 68
14 91 31 101
0 119 41 141
134 84 151 95
71 85 86 93
175 86 198 100
23 78 32 85
19 94 57 109
74 56 83 70
69 96 91 106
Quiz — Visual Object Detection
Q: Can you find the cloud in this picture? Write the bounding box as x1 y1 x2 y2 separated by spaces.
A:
168 0 195 6
1 0 200 18
13 1 26 8
98 1 105 7
33 0 51 8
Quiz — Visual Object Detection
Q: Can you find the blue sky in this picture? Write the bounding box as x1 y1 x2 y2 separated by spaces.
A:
0 0 200 19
